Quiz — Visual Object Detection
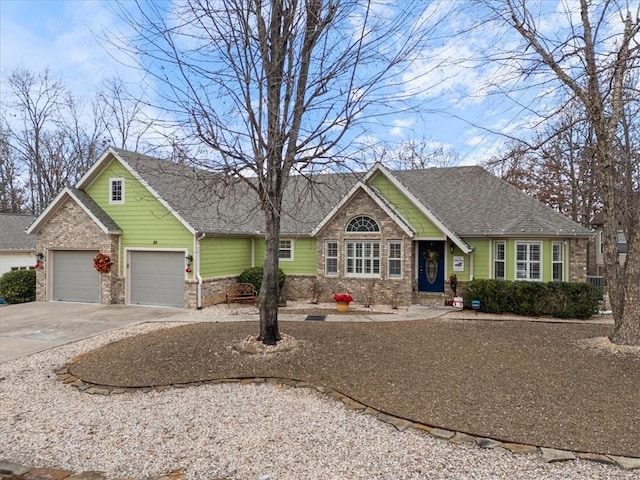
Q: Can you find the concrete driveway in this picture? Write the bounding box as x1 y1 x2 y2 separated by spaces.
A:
0 302 191 363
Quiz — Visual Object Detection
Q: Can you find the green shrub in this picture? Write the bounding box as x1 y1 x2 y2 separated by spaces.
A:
0 269 36 304
463 279 600 319
238 266 286 293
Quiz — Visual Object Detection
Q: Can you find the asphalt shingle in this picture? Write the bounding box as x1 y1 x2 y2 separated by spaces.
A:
0 213 36 250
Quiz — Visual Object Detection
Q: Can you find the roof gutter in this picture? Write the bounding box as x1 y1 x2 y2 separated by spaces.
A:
196 232 205 310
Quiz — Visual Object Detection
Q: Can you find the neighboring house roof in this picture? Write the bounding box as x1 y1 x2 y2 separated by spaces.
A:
0 213 36 251
26 188 122 235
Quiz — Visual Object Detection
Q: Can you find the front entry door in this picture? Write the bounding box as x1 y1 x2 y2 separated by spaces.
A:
418 241 445 292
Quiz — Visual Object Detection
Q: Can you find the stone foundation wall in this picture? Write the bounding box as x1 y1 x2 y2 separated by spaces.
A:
569 238 588 282
186 276 242 309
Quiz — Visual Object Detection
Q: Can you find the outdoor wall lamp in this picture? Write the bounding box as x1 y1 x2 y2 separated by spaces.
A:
185 254 193 265
449 243 455 254
35 252 44 262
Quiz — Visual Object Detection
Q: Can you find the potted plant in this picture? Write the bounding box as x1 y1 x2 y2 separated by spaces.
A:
333 292 353 312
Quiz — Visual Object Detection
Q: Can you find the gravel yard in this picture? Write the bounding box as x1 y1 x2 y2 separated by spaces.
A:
1 309 639 479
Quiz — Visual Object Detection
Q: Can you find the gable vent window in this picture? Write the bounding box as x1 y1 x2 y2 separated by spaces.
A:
346 215 379 232
110 178 124 204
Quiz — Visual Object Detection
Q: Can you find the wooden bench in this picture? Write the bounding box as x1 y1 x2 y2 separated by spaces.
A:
226 283 258 305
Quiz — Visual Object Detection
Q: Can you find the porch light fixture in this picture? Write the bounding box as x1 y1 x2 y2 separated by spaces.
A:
449 243 455 254
185 254 193 264
35 252 44 262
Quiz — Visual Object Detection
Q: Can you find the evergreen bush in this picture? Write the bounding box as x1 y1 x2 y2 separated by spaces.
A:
463 279 600 319
238 266 286 293
0 269 36 304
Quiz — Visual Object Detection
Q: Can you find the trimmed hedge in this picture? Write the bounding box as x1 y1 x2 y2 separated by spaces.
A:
0 269 36 304
462 279 600 319
238 266 286 293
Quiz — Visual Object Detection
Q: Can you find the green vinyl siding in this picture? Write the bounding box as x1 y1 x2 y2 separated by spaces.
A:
466 238 490 280
370 174 444 238
86 160 193 275
199 236 253 277
254 237 317 275
477 238 568 282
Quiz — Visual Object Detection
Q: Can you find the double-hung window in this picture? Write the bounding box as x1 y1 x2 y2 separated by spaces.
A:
494 241 506 280
278 239 293 260
552 242 564 281
325 240 338 275
346 240 380 277
516 242 541 280
109 178 124 204
388 240 402 278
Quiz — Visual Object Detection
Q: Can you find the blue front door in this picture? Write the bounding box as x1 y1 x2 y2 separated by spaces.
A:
418 241 445 292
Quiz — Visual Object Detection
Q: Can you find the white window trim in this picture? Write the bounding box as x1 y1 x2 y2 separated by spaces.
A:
493 240 506 280
325 240 338 276
552 241 564 282
387 240 403 279
109 178 125 205
345 215 380 233
515 241 542 281
278 239 294 261
345 240 381 278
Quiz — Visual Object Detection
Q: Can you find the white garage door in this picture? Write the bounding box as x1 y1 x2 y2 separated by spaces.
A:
51 250 100 303
129 251 185 308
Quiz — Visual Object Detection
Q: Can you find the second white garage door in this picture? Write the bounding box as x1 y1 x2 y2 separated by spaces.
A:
129 251 185 308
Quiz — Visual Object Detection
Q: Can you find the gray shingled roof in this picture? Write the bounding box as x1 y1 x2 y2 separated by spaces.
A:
0 214 36 250
69 189 122 233
109 149 589 238
392 166 591 237
113 148 359 235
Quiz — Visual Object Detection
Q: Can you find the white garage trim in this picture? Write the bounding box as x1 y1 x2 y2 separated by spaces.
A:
126 249 187 308
50 250 101 303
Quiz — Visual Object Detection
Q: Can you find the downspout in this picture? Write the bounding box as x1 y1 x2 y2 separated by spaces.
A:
469 250 475 280
196 232 205 310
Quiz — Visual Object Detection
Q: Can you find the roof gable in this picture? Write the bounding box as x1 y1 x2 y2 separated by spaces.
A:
391 166 592 238
26 188 121 235
311 182 415 237
367 164 473 253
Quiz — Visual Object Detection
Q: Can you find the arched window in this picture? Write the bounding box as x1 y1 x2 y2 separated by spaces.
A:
346 215 380 232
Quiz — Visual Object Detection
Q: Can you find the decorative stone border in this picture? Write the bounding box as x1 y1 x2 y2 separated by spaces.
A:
2 361 638 479
53 362 640 472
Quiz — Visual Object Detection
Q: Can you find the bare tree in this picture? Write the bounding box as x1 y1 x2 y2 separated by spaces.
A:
0 127 27 213
484 103 600 228
481 0 640 345
114 0 447 344
96 77 154 152
1 67 107 213
373 136 460 170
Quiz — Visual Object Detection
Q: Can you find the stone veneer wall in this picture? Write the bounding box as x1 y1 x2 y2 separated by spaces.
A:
569 238 588 282
313 189 414 307
185 276 243 309
35 199 120 305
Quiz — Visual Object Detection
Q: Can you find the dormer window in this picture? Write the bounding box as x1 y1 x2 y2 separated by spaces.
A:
346 215 379 232
110 178 124 204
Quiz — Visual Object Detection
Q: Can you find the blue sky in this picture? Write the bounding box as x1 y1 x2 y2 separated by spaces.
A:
0 0 553 166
